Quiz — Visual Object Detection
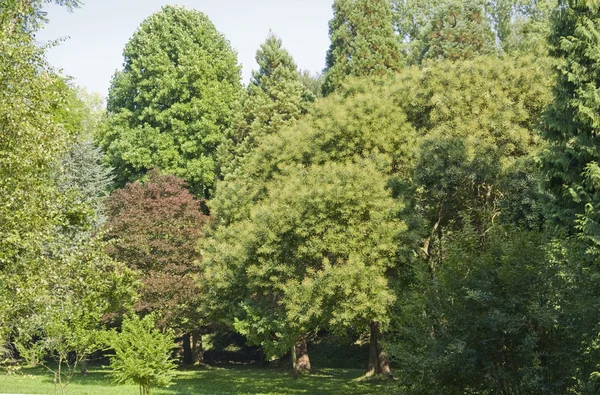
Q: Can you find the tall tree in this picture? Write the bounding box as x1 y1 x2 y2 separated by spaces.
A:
322 0 402 95
105 170 207 364
419 0 497 62
392 0 557 60
204 78 418 376
541 0 600 247
100 5 242 197
0 0 82 340
219 33 313 177
203 161 401 377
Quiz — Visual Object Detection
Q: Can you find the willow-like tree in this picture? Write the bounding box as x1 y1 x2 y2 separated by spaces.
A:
322 0 402 95
204 78 418 377
541 0 600 247
100 5 242 197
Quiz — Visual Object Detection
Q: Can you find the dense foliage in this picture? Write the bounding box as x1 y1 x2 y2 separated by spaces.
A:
100 5 242 196
107 314 177 395
322 0 401 94
7 0 600 394
105 171 207 339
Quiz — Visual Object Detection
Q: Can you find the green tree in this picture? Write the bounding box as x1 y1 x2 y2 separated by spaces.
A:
389 223 594 393
107 314 177 395
205 78 418 376
392 0 556 60
419 0 496 62
0 0 83 341
203 161 401 377
322 0 402 95
219 33 313 177
541 0 600 248
100 5 242 196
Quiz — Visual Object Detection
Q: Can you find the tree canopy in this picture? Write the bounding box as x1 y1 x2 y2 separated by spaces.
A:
100 5 242 196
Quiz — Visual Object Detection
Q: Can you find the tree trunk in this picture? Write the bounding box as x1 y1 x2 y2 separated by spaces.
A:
182 332 193 365
191 330 203 365
366 321 392 377
295 337 311 373
291 343 298 379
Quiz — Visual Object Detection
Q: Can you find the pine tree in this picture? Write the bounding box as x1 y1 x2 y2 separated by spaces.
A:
541 0 600 246
322 0 402 95
219 33 313 177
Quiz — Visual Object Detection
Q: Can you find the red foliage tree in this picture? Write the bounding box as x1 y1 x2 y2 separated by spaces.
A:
105 170 207 363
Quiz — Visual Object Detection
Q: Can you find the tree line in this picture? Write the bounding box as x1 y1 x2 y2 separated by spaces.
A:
3 0 600 393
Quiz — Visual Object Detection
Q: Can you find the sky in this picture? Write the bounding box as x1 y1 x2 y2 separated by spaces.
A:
36 0 335 97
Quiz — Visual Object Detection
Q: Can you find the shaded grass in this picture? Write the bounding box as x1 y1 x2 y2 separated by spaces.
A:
0 365 398 394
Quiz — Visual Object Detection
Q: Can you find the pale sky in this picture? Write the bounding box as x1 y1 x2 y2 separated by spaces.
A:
36 0 335 97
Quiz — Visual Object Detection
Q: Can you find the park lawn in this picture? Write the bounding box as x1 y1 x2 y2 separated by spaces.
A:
0 365 399 395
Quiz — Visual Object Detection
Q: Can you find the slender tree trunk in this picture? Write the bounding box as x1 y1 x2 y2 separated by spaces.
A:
291 343 298 379
295 337 311 374
191 330 203 365
182 332 193 365
366 321 392 377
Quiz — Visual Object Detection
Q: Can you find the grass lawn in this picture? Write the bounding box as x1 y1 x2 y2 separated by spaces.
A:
0 365 399 395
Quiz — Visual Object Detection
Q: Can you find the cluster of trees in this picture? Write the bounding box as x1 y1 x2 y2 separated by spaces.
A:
4 0 600 393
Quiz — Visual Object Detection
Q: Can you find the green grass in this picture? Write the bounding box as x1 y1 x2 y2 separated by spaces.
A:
0 365 398 395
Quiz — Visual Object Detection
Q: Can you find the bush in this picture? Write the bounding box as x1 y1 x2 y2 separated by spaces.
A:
107 314 177 395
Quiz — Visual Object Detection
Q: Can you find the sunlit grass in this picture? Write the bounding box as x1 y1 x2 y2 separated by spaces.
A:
0 365 398 395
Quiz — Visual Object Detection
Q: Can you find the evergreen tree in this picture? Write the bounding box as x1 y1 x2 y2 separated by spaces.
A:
419 0 497 62
541 0 600 247
219 33 313 177
100 5 242 197
57 137 113 229
322 0 402 95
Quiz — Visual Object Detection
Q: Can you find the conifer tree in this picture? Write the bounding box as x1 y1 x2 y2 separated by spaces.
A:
542 0 600 246
219 33 313 177
322 0 402 95
419 0 497 62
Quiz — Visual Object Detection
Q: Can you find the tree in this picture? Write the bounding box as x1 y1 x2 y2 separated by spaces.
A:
100 5 242 196
541 0 600 248
219 33 313 178
0 0 83 341
205 78 418 376
203 161 402 377
419 0 497 62
392 0 557 60
13 233 135 395
107 313 177 395
388 222 595 393
105 170 207 363
322 0 402 95
57 137 114 229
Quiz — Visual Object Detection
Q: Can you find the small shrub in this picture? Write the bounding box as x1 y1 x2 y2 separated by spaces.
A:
107 314 177 395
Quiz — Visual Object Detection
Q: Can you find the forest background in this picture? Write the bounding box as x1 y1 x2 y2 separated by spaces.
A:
3 0 600 394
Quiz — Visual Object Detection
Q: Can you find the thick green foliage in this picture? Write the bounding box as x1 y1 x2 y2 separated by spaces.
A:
101 5 242 196
542 0 600 247
419 0 497 62
219 33 313 177
107 314 177 395
203 162 402 358
390 225 597 393
392 0 557 61
323 0 402 95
